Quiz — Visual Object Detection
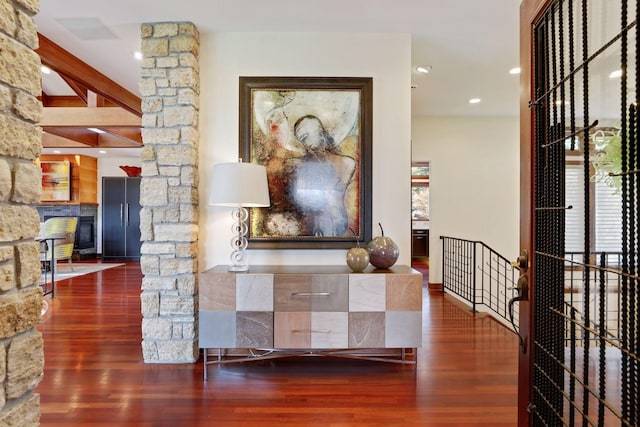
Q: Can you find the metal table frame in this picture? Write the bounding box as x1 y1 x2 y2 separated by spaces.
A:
38 236 62 298
202 347 416 380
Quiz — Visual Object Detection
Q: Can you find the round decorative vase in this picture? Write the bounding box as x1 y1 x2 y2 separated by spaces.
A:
346 247 370 272
366 223 399 269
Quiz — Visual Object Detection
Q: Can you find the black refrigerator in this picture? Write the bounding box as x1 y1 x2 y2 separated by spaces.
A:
102 176 141 260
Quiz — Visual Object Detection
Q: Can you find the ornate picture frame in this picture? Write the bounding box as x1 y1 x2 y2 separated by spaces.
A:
239 76 372 249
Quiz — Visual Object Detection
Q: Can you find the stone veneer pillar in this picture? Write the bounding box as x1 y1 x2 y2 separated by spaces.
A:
139 22 200 363
0 0 45 424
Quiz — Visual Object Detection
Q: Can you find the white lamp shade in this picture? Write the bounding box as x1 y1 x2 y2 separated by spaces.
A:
209 162 271 207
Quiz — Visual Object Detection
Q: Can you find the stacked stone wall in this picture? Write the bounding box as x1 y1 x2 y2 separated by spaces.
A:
139 22 200 362
0 0 44 424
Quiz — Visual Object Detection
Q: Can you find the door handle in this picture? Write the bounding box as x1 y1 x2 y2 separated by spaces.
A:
120 203 124 226
509 258 529 353
511 249 529 272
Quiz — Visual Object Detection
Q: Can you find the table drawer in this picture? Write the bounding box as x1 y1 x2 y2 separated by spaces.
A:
274 274 348 312
274 311 348 349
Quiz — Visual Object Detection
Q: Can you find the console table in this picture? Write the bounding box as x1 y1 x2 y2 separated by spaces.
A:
199 265 423 378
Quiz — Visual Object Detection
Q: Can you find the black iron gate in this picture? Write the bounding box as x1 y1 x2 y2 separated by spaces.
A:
531 0 639 425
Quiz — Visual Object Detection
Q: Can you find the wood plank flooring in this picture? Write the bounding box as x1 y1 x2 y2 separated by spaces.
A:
36 262 518 426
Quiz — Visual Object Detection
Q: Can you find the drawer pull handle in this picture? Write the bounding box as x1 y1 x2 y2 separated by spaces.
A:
292 292 331 297
291 329 331 334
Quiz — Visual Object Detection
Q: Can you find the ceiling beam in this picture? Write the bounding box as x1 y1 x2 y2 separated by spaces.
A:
42 127 99 146
37 33 142 116
98 133 144 148
40 91 50 105
42 96 119 108
42 132 93 148
59 74 88 104
41 107 141 127
101 127 143 145
41 96 88 108
42 128 143 148
87 91 107 108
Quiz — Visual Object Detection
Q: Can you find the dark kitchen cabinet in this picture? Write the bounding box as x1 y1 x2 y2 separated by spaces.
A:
412 229 429 258
102 177 141 260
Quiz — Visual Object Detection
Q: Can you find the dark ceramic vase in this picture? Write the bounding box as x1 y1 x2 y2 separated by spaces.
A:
366 223 399 269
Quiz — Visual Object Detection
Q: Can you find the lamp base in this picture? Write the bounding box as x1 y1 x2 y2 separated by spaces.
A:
228 208 250 272
228 263 249 272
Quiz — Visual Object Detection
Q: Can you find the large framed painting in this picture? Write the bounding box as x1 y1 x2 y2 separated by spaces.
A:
239 76 372 249
40 161 72 202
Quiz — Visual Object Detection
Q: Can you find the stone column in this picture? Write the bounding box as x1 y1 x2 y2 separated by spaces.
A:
0 0 45 425
139 22 200 363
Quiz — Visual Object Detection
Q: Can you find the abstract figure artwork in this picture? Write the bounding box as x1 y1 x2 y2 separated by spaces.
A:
240 77 372 249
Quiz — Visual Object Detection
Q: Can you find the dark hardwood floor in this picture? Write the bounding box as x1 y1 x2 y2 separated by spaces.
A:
36 262 518 426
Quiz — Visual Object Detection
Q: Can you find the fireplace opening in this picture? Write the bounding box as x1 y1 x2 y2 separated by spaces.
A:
76 216 95 250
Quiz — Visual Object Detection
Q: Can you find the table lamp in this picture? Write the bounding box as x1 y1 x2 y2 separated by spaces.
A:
209 159 270 272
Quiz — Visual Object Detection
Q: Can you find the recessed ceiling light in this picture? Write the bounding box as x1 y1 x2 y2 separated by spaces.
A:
134 51 143 60
98 150 107 154
509 67 521 75
41 65 51 74
88 127 106 134
416 65 432 74
469 98 481 104
53 150 61 154
609 69 623 79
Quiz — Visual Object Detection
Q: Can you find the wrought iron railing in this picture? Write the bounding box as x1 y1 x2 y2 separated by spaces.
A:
440 236 520 328
440 238 627 344
563 252 624 347
442 237 638 424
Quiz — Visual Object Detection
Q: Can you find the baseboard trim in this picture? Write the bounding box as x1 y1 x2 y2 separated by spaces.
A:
428 282 443 291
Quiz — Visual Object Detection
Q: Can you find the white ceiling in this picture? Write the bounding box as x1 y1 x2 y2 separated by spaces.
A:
35 0 521 118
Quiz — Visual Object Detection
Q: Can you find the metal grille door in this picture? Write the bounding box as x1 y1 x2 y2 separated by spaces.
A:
530 0 640 425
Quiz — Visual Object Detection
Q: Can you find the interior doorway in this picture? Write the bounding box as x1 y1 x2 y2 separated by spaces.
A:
411 161 430 276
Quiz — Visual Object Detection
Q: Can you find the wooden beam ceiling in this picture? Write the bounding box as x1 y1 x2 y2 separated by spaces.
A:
37 34 142 116
41 107 141 127
36 33 143 150
42 132 94 148
42 128 99 146
59 74 88 104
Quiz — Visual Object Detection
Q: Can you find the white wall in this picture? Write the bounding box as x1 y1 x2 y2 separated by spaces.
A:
96 156 142 253
412 116 520 284
199 32 412 271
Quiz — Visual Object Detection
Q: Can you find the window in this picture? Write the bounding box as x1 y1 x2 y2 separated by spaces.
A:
594 178 622 252
411 162 429 221
565 163 585 252
565 144 622 254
